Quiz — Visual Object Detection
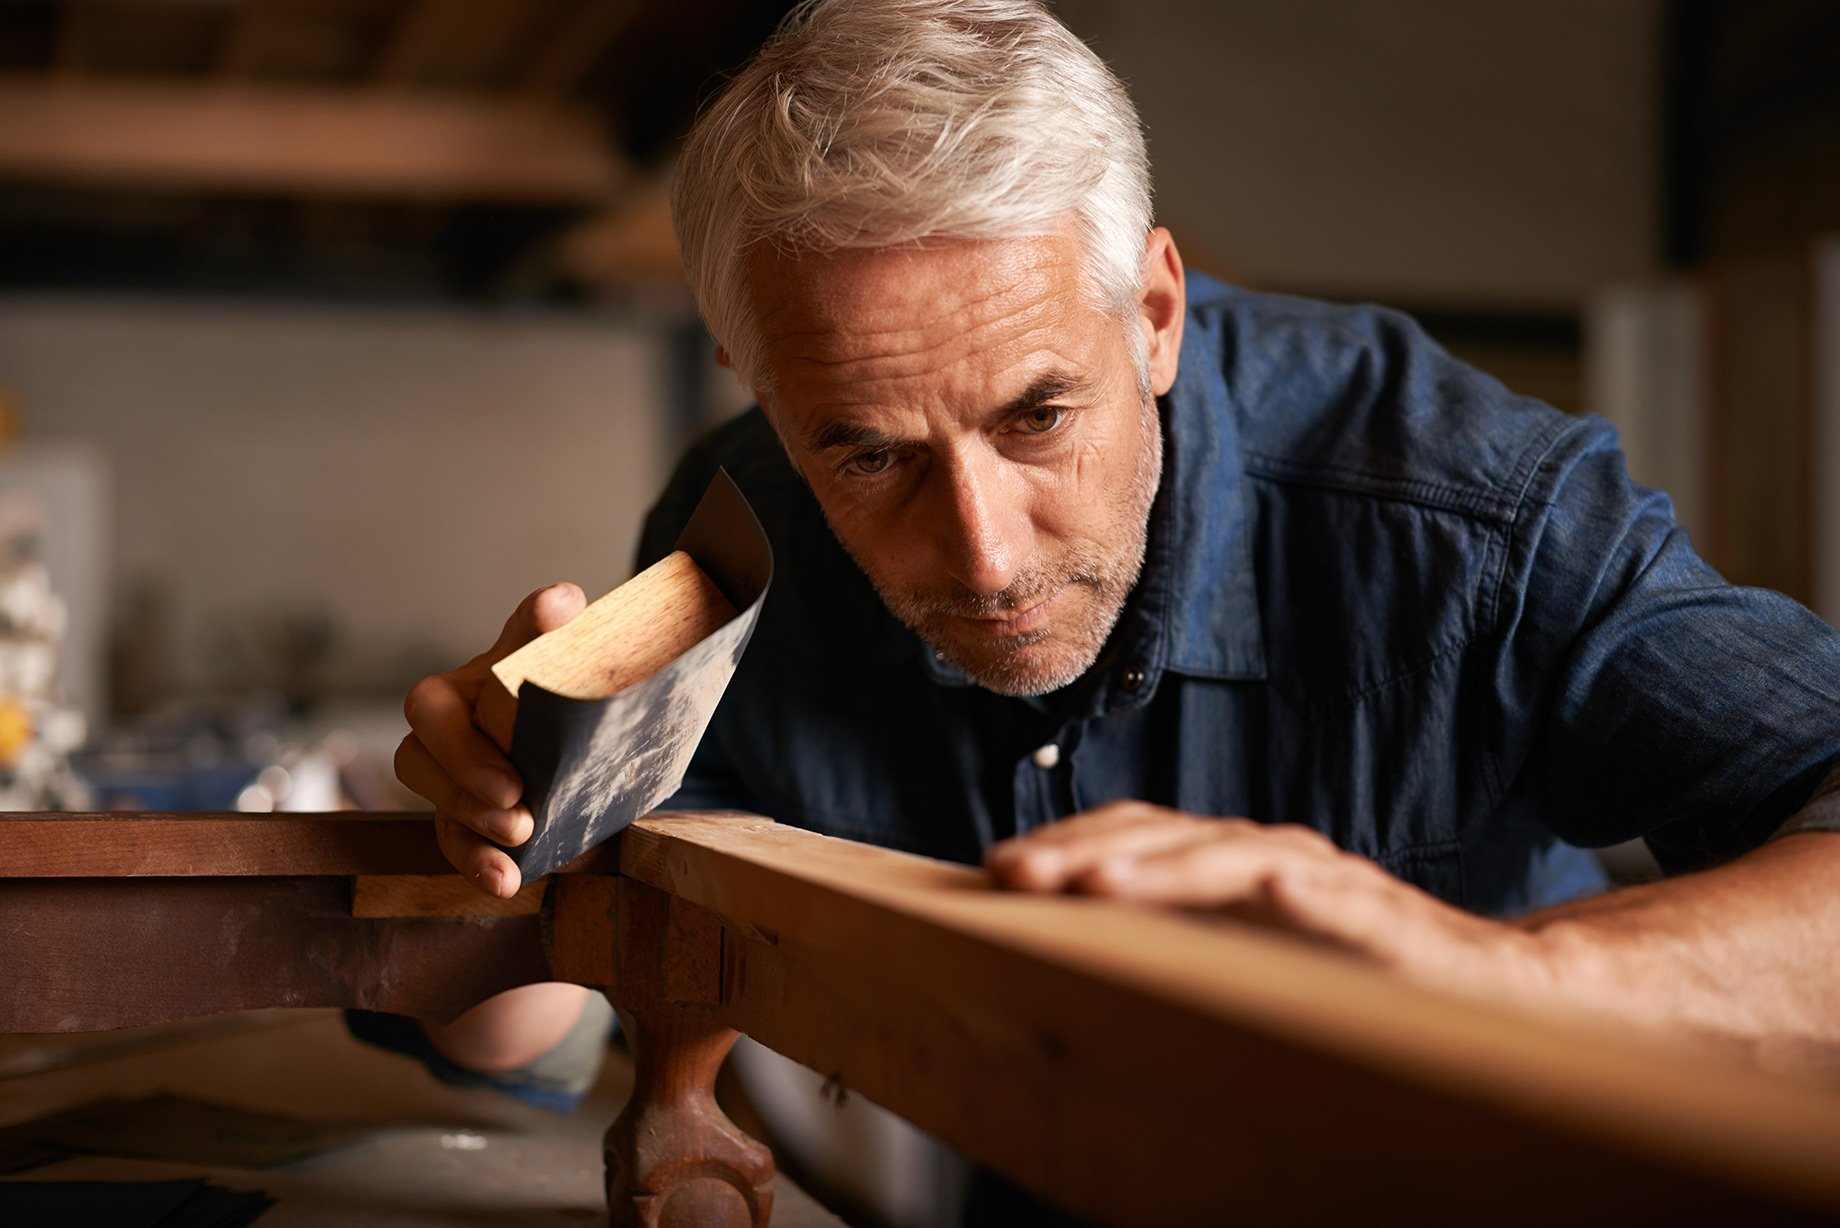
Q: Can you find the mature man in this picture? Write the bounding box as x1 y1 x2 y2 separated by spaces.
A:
390 0 1840 1124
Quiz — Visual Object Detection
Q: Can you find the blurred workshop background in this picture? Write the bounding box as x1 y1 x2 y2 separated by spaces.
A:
0 0 1836 818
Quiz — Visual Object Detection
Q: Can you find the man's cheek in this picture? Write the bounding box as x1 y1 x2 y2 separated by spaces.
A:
1065 435 1114 487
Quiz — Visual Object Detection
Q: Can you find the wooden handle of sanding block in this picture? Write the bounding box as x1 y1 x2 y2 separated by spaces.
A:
473 551 739 752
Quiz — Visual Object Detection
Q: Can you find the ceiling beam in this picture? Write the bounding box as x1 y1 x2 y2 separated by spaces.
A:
215 0 269 78
0 76 625 203
54 3 96 77
558 178 685 287
372 0 453 87
520 0 639 99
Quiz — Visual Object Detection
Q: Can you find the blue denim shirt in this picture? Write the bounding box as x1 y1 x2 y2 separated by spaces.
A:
642 273 1840 917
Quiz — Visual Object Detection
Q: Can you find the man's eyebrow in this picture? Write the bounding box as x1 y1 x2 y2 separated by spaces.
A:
985 370 1088 427
806 421 908 454
803 370 1091 454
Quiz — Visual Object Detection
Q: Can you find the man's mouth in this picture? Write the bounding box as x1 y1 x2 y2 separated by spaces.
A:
954 587 1063 638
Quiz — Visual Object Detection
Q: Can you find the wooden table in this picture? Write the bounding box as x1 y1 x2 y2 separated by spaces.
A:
6 809 1840 1226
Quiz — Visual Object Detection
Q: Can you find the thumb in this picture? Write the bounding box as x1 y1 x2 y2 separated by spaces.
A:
530 581 587 634
489 582 586 659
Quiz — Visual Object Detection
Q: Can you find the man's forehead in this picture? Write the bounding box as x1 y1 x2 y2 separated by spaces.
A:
747 234 1086 345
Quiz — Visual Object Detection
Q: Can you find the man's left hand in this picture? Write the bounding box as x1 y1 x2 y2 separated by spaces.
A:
985 801 1553 1005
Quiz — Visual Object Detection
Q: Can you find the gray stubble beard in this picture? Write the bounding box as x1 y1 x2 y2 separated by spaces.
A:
874 390 1164 698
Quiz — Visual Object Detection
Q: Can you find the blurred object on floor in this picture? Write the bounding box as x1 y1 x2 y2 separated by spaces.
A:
0 1008 846 1226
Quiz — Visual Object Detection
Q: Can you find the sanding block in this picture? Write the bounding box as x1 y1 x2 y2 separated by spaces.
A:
475 469 771 880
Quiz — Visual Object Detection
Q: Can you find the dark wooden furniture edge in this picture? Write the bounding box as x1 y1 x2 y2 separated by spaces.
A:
8 810 1840 1226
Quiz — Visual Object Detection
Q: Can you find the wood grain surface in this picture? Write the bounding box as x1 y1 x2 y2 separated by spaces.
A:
351 874 547 918
0 877 554 1031
0 812 618 878
12 806 1840 1223
616 811 1840 1226
475 549 737 752
0 812 447 877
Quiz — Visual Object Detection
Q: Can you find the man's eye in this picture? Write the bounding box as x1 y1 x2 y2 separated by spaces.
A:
1021 407 1064 434
847 449 892 475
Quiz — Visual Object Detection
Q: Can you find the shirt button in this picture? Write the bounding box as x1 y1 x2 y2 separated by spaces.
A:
1031 743 1061 769
1121 665 1146 692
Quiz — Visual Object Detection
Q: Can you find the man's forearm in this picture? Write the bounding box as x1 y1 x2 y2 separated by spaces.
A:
1519 830 1840 1077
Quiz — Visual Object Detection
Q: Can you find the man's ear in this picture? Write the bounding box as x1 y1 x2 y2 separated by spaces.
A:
714 346 733 370
1138 228 1185 398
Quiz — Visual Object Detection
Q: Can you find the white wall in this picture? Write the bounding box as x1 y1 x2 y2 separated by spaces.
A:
1061 0 1663 305
0 294 673 702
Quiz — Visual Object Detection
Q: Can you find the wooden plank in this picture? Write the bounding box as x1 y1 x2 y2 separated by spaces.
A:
0 75 624 203
619 812 1840 1225
548 873 620 989
519 0 639 99
214 0 270 78
0 877 555 1031
371 0 454 87
0 812 624 877
54 3 96 76
557 181 686 287
0 812 448 877
352 873 547 918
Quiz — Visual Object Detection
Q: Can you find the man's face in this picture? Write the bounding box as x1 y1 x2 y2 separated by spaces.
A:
745 231 1184 696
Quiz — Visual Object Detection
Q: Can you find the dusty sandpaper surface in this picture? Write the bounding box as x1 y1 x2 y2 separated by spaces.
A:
506 469 772 880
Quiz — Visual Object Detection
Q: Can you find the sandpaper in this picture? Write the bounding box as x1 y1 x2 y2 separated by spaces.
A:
505 469 772 880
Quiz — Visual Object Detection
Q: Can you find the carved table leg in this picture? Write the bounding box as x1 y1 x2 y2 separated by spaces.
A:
606 1003 774 1227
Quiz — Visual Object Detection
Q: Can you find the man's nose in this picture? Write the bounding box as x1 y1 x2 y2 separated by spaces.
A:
933 454 1030 596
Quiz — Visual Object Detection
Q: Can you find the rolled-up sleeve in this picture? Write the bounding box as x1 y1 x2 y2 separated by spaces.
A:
1490 418 1840 873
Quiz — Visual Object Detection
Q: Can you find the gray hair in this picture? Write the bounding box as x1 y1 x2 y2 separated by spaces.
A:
671 0 1154 392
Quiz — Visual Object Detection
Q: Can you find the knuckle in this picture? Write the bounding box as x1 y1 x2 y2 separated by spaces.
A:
403 675 444 725
438 778 478 828
1289 826 1336 854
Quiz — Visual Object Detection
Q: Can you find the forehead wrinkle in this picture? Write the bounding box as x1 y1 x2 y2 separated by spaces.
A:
751 233 1103 438
793 339 1096 460
780 308 1066 393
762 268 1063 374
786 318 1084 430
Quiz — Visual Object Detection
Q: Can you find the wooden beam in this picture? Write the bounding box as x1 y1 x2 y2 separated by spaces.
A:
215 0 269 78
618 812 1840 1225
53 2 96 77
0 812 448 877
0 75 624 203
0 811 620 877
352 873 547 917
558 178 686 287
0 810 625 880
520 0 639 99
371 0 453 87
0 876 555 1030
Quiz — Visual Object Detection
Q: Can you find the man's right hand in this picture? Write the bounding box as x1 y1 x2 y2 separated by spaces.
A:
394 582 587 898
